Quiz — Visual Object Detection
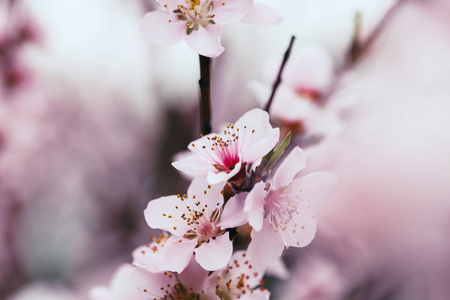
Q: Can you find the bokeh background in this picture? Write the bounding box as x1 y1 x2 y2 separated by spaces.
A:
1 0 450 299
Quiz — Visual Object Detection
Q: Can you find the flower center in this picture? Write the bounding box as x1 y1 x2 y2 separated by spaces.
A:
264 185 299 231
183 207 223 244
191 124 252 174
167 191 223 244
215 252 264 300
143 280 201 300
172 1 216 34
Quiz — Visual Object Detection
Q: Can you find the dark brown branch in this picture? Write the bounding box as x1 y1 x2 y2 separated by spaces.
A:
264 36 296 113
198 55 212 135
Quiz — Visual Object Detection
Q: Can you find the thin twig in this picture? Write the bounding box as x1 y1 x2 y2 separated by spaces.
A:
264 36 296 113
321 0 407 101
198 55 212 135
348 11 362 63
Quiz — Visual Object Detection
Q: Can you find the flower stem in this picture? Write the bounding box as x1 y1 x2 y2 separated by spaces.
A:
264 36 296 113
198 55 212 135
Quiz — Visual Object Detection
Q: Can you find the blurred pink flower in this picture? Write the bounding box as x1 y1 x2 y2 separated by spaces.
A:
251 45 341 137
141 0 254 57
280 258 347 300
172 108 279 184
144 177 246 272
245 147 336 269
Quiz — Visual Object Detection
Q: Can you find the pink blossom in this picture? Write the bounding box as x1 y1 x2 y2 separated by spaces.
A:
141 0 254 57
205 250 270 300
172 108 280 184
244 147 336 270
144 177 247 272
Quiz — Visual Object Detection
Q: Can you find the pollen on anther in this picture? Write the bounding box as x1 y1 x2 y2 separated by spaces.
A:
173 226 177 230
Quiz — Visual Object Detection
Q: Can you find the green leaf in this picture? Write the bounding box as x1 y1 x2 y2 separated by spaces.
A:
260 132 291 173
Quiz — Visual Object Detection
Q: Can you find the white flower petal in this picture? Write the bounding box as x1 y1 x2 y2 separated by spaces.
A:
194 232 233 271
273 147 306 189
244 181 266 231
220 192 248 229
141 11 186 45
185 25 224 57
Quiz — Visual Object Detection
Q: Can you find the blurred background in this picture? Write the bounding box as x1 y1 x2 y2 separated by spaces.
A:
1 0 450 299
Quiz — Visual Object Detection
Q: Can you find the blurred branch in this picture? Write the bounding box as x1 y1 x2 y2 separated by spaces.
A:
140 0 157 12
264 36 296 113
7 0 19 10
321 0 407 101
199 55 212 135
0 187 25 299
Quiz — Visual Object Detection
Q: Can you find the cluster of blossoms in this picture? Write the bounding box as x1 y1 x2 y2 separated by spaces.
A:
91 109 335 299
90 1 335 299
